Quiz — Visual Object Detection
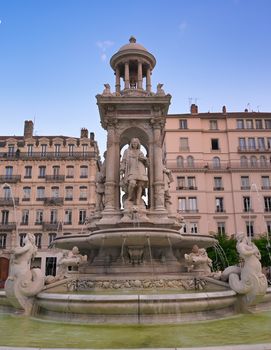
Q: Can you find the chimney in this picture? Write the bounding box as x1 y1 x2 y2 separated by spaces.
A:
222 105 227 114
80 128 88 138
90 132 95 141
24 120 34 138
190 104 198 114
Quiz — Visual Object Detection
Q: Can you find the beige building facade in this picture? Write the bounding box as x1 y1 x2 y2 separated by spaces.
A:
0 120 99 283
165 105 271 237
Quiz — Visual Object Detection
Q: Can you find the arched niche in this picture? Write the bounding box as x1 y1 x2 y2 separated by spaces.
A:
119 126 150 154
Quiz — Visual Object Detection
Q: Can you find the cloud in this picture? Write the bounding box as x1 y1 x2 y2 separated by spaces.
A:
179 20 187 32
96 40 114 62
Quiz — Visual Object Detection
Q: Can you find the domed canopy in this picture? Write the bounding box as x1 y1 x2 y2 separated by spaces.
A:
110 36 156 70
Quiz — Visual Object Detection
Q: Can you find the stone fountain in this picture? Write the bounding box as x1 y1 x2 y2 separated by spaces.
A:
1 37 270 324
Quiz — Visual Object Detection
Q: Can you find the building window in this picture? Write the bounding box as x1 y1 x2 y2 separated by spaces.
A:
79 210 86 224
82 144 88 156
1 210 9 224
260 155 267 167
267 137 271 150
5 166 13 177
65 186 73 200
35 210 43 224
187 156 194 167
255 119 263 129
27 144 33 156
257 137 265 150
51 187 59 198
246 119 253 129
79 186 88 200
50 209 58 224
211 139 219 151
177 156 184 167
250 156 257 167
265 119 271 129
3 186 11 199
177 176 185 189
54 144 61 156
248 138 256 150
187 176 196 190
264 197 271 212
212 156 221 168
53 166 60 177
37 187 45 200
19 233 27 247
239 138 246 150
45 257 57 276
178 197 186 212
21 209 29 225
188 197 197 212
243 196 252 212
39 166 46 178
68 144 75 156
8 144 15 156
23 187 31 201
266 221 271 235
215 197 224 212
80 166 88 178
209 120 218 130
24 166 32 178
240 156 248 167
34 233 42 249
0 234 7 249
246 222 254 237
241 176 250 190
41 144 47 157
179 119 188 129
66 166 74 178
190 223 198 234
236 119 244 129
64 209 72 225
262 176 270 190
48 233 57 245
179 138 189 151
214 177 223 190
217 222 226 235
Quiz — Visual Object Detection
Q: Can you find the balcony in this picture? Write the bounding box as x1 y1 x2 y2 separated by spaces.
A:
44 197 64 206
0 222 16 231
45 175 65 182
178 209 199 214
213 187 224 191
262 186 271 190
241 186 251 190
42 222 62 231
0 198 19 206
237 147 270 153
0 175 21 183
0 151 96 161
176 186 198 190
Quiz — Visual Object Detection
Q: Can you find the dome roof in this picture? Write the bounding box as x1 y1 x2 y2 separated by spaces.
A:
118 36 148 52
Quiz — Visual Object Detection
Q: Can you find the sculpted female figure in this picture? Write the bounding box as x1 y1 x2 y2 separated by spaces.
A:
120 138 148 207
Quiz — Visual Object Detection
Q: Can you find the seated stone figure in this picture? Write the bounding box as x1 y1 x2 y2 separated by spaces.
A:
184 244 212 275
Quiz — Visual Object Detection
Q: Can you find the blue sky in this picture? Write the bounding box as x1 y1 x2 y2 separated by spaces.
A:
0 0 271 153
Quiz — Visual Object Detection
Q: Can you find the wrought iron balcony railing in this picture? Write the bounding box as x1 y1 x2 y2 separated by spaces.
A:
0 151 96 160
0 198 19 206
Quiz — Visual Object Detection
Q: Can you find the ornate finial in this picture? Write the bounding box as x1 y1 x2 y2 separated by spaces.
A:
129 36 136 43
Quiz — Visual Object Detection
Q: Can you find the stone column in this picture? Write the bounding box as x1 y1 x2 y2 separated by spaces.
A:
152 120 165 210
124 62 130 89
115 66 121 94
137 61 143 89
146 67 151 93
104 122 117 211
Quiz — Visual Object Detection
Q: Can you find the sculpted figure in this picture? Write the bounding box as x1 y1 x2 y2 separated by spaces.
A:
156 83 165 96
120 138 148 207
5 233 44 315
184 244 212 275
221 232 268 306
96 151 106 212
163 167 174 212
102 83 112 96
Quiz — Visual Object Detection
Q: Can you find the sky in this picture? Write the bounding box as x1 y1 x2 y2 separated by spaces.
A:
0 0 271 154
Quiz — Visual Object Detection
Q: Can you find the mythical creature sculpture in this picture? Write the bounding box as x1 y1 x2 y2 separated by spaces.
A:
184 244 212 275
5 233 44 315
221 232 268 306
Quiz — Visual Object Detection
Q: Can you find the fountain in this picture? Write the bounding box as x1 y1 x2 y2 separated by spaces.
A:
1 38 271 333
